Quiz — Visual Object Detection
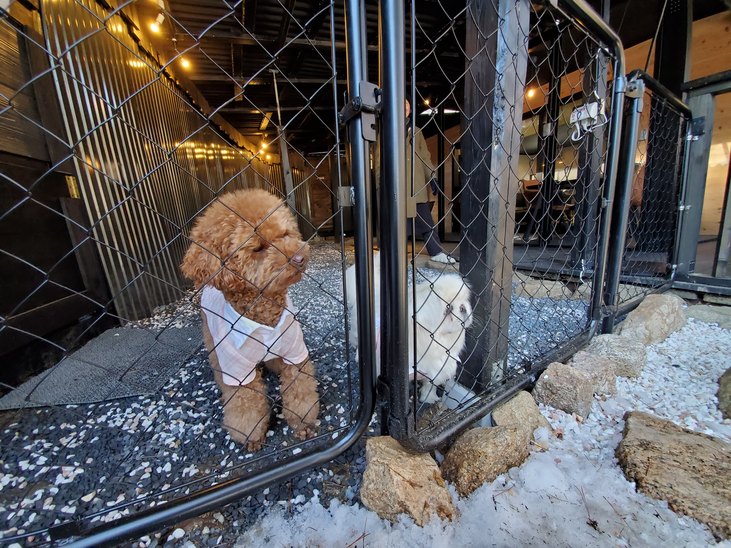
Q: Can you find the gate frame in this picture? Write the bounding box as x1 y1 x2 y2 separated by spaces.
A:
602 69 692 333
378 0 627 452
52 0 378 544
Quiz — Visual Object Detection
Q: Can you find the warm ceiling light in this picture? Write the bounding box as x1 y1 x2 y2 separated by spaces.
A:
266 154 271 161
150 13 164 33
526 88 536 99
180 57 191 69
261 141 268 150
424 98 430 106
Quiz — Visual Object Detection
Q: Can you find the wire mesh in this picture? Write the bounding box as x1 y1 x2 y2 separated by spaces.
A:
0 0 369 543
613 73 689 313
374 0 624 448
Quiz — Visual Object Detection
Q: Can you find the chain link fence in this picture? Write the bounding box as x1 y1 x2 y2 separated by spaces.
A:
602 69 691 331
373 0 626 450
0 0 690 543
0 0 377 543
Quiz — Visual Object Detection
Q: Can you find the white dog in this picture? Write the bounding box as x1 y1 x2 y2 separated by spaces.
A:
345 253 473 403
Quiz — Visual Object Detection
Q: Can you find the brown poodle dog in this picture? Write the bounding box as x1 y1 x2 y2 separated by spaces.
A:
181 188 319 451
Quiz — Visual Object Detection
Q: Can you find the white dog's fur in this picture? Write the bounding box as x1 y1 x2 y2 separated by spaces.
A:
345 253 473 403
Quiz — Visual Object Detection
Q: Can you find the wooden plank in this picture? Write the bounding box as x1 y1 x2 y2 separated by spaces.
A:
60 197 111 304
458 0 529 390
0 292 99 355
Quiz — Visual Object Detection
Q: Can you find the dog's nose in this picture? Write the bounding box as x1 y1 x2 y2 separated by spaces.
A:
292 254 306 265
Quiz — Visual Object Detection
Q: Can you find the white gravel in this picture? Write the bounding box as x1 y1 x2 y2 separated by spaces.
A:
235 317 731 547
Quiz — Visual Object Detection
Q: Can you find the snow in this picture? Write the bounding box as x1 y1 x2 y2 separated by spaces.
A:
235 319 731 547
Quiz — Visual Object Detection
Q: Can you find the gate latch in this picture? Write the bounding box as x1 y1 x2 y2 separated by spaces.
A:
338 81 381 142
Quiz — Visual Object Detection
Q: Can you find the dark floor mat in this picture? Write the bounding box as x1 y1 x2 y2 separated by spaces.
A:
0 325 202 409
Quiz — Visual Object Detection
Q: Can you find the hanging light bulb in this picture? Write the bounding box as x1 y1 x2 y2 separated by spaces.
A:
180 57 191 69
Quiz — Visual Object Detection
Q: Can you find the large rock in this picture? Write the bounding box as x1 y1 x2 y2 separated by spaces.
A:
532 362 594 417
686 304 731 330
569 351 617 395
492 391 551 440
616 411 731 540
618 293 686 344
584 333 646 378
441 426 530 497
719 368 731 420
359 436 455 525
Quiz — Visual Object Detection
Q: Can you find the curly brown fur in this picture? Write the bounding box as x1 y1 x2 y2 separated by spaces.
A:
182 188 320 450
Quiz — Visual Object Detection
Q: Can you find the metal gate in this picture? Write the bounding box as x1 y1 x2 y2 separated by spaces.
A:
1 0 687 543
0 0 375 544
375 0 626 450
603 69 692 331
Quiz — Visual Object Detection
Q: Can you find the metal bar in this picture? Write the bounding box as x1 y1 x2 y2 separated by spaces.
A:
378 0 410 440
683 70 731 96
601 81 643 333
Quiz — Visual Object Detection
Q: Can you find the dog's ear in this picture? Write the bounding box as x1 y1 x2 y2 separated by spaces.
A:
181 225 218 289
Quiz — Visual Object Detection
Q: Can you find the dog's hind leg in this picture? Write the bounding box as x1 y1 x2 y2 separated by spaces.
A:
267 357 319 440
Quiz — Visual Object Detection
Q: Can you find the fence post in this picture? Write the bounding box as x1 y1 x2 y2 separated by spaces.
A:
378 0 411 438
602 79 644 333
458 0 529 391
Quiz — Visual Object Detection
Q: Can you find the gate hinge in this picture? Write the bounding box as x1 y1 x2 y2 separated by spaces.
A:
338 81 381 142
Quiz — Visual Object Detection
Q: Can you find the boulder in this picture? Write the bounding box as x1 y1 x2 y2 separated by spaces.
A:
618 293 686 344
616 411 731 540
441 426 531 497
569 350 617 395
491 391 551 440
584 333 646 378
359 436 455 525
532 362 594 417
719 368 731 420
686 304 731 330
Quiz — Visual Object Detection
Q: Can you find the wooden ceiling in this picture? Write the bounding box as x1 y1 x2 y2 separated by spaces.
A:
143 0 727 154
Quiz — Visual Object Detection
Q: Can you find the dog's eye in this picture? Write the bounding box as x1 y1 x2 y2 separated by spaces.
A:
460 304 467 314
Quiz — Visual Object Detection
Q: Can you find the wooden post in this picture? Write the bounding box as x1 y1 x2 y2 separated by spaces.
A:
458 0 529 391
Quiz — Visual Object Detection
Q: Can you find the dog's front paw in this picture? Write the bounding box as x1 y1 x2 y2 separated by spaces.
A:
293 424 317 441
